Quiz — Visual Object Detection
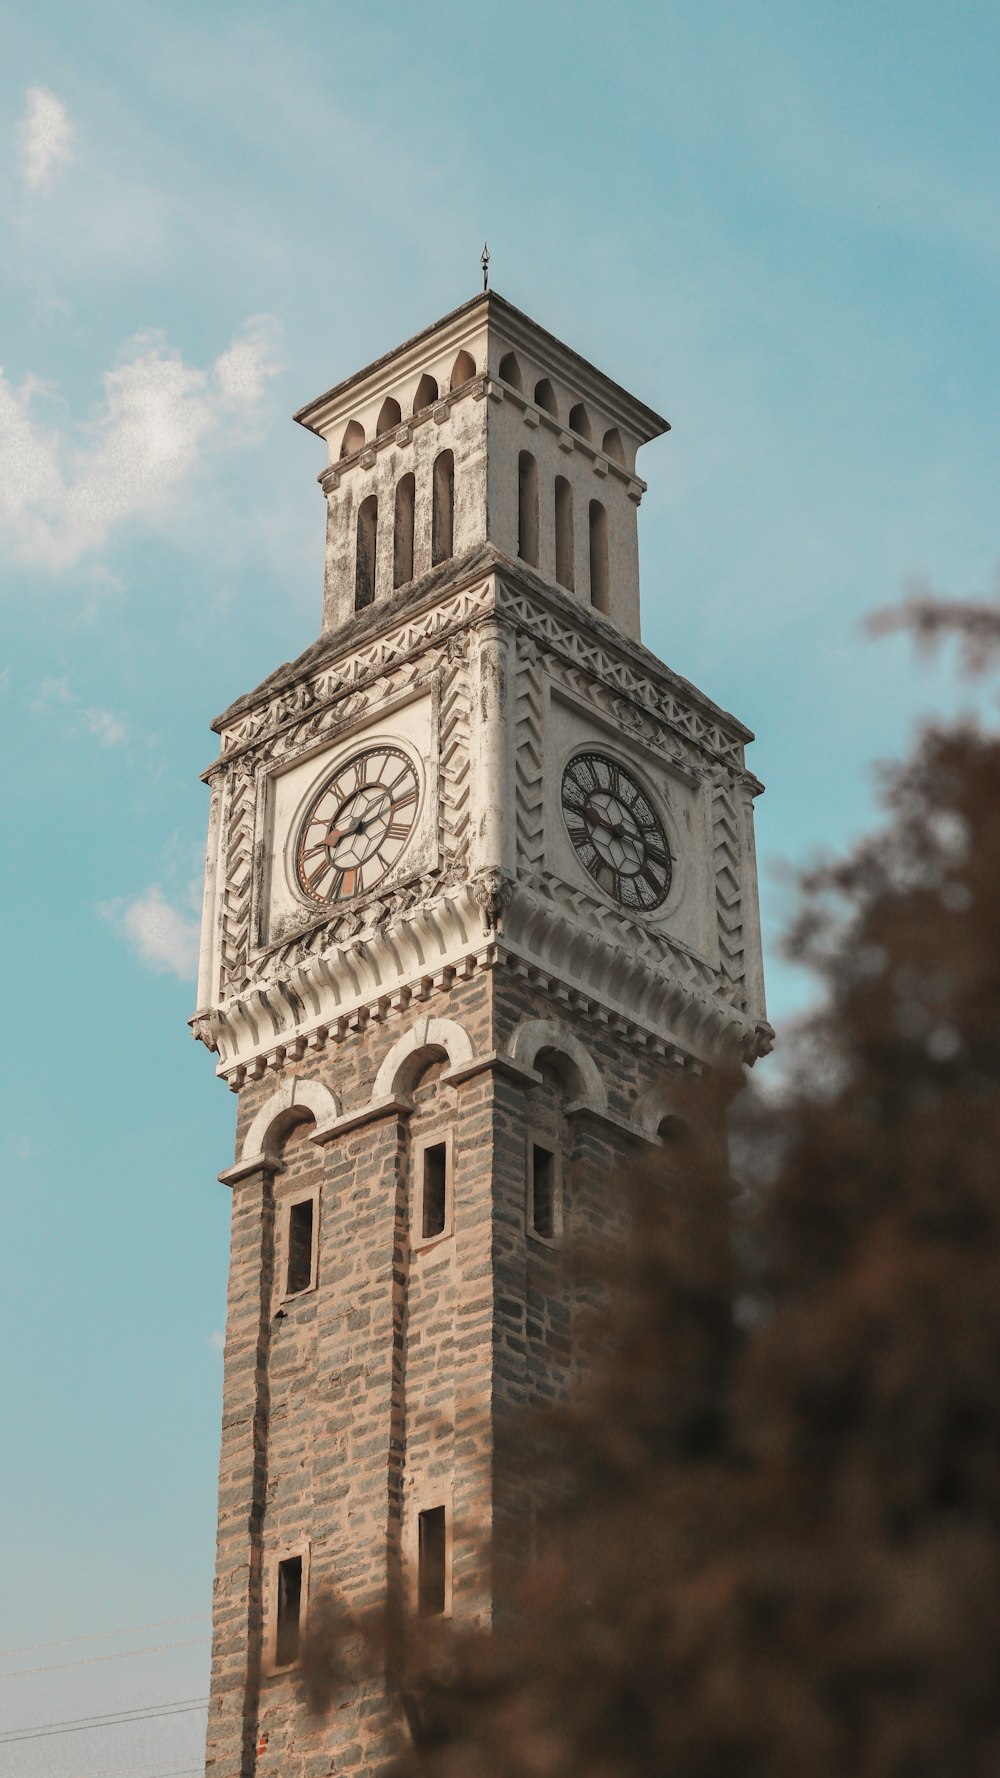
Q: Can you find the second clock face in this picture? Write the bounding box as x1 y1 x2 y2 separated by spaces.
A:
295 745 419 906
561 751 672 912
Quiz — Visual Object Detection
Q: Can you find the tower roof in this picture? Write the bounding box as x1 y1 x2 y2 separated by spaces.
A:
293 290 669 447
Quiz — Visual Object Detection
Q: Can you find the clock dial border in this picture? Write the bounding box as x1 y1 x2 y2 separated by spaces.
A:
291 741 423 910
560 749 673 914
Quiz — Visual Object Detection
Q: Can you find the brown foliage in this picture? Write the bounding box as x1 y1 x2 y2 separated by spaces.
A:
310 600 1000 1776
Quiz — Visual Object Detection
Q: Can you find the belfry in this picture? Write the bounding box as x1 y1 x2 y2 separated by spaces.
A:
192 291 771 1777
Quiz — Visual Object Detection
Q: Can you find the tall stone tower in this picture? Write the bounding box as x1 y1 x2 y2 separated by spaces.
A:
192 291 771 1778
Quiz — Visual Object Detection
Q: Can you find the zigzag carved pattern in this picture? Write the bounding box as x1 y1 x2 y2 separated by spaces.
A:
496 582 744 767
712 778 746 1001
438 649 472 866
514 650 546 869
220 770 256 995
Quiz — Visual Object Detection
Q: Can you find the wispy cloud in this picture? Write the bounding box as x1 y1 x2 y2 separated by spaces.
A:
31 675 127 745
101 884 200 980
84 707 128 747
0 317 282 572
19 86 74 193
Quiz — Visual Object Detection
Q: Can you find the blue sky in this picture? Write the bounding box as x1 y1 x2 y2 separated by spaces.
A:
1 2 997 1772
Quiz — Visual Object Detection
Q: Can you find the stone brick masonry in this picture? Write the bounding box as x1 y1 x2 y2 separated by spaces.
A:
204 965 699 1778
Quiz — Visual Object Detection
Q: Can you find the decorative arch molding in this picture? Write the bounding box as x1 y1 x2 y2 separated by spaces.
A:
371 1015 476 1103
507 1018 608 1115
240 1075 341 1165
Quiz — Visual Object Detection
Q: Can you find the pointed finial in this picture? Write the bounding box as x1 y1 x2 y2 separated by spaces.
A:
481 241 490 292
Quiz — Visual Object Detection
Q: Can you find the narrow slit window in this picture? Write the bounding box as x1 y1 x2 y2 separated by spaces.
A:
518 451 538 567
275 1556 303 1666
286 1199 314 1295
589 500 609 614
355 494 378 611
393 473 415 588
421 1142 447 1241
555 476 574 591
418 1505 447 1615
531 1145 556 1240
432 450 455 565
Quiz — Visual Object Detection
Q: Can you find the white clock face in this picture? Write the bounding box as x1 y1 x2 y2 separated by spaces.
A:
295 746 419 905
561 751 672 912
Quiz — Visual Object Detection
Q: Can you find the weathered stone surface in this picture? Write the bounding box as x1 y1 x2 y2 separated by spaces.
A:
197 294 768 1778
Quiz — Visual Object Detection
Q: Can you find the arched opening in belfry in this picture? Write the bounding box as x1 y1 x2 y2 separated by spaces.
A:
555 476 574 591
339 418 365 460
376 397 402 436
602 426 625 466
534 377 558 418
354 494 378 611
412 373 439 414
393 473 415 589
498 350 522 390
450 350 476 390
569 402 592 440
589 500 609 614
518 451 539 568
432 450 455 565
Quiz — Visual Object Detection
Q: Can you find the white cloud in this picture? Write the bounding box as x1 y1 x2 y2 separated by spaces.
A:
214 315 282 405
19 86 74 193
0 317 281 572
84 707 127 746
101 884 200 980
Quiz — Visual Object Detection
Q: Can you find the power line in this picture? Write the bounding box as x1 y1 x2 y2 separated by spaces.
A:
66 1767 203 1778
0 1613 208 1661
66 1767 204 1778
1 1634 209 1680
0 1695 208 1746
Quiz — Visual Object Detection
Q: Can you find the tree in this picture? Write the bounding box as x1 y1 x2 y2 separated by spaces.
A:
309 601 1000 1778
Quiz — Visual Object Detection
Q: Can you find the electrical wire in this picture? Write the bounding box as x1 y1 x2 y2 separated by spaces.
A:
0 1613 209 1661
0 1634 210 1680
0 1695 209 1746
65 1767 204 1778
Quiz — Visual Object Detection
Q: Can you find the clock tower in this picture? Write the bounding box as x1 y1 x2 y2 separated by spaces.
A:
193 291 771 1778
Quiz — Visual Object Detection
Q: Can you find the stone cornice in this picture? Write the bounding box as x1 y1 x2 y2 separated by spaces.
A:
189 881 771 1090
206 557 752 773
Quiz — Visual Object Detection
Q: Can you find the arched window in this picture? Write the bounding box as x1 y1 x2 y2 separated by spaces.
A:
339 419 365 460
412 373 439 414
355 494 378 611
498 351 523 391
589 500 609 614
376 397 401 436
432 450 455 565
602 426 625 466
534 378 557 418
518 452 538 567
569 402 592 440
450 350 476 390
393 473 415 589
554 476 574 591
